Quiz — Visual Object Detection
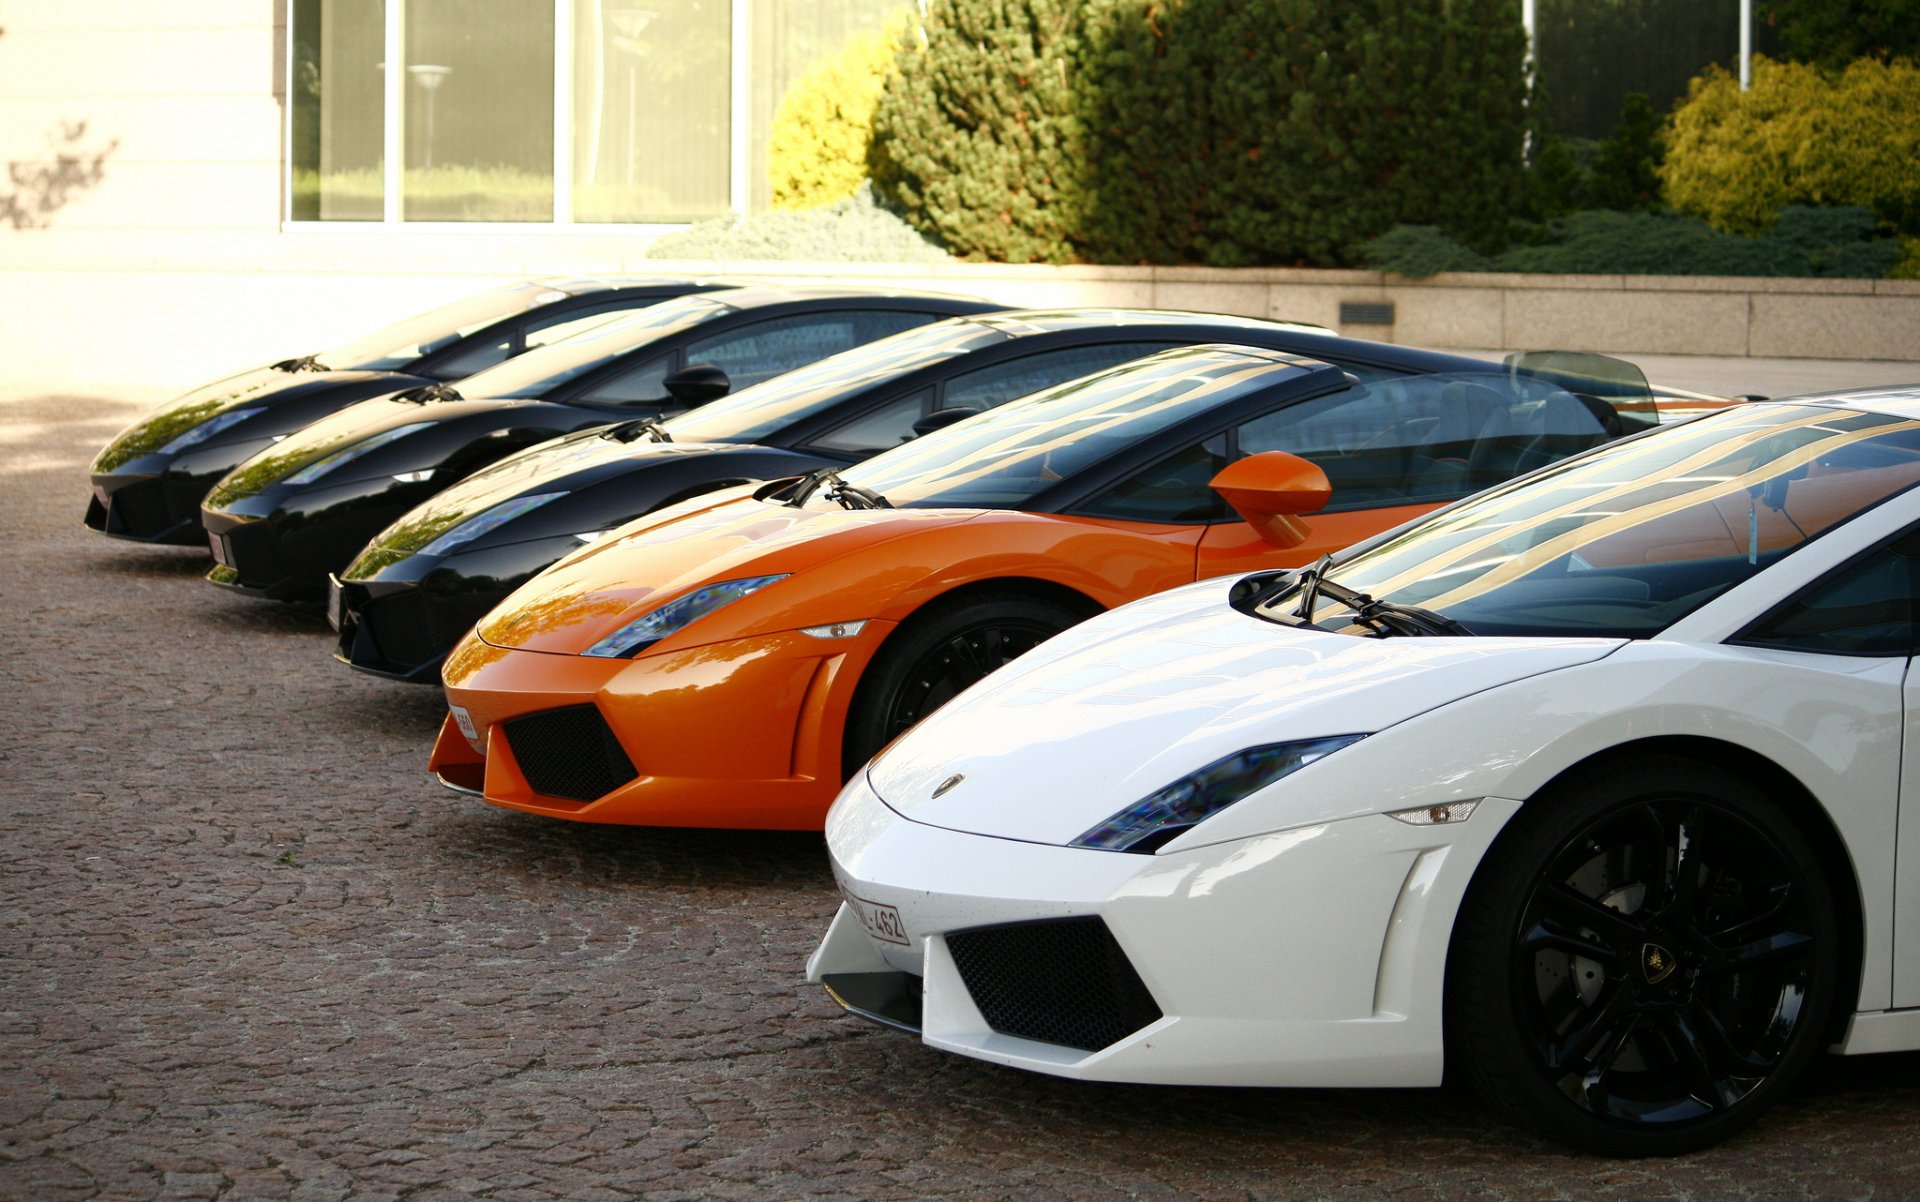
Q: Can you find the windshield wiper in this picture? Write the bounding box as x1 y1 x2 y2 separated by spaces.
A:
397 383 462 404
606 418 672 444
1306 574 1472 638
1292 553 1337 621
273 354 327 373
788 468 890 510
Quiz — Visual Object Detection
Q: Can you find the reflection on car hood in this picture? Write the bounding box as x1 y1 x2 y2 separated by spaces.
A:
92 366 418 472
205 391 536 502
476 496 975 654
373 430 757 553
867 580 1620 847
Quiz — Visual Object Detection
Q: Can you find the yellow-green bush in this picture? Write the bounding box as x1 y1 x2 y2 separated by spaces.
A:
1662 55 1920 236
768 11 913 211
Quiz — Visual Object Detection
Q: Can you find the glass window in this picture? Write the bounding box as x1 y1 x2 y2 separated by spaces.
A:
315 282 566 371
1261 404 1920 640
941 343 1185 412
1073 436 1233 524
289 0 386 220
404 0 555 220
747 1 907 209
684 310 934 391
806 390 934 457
573 0 733 222
576 354 674 408
663 317 1004 444
457 294 731 398
839 346 1312 511
1238 373 1614 511
1736 528 1920 656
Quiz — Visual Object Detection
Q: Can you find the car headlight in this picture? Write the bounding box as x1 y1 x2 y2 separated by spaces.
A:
1071 734 1366 853
285 422 436 486
157 407 266 454
417 492 567 557
582 574 789 659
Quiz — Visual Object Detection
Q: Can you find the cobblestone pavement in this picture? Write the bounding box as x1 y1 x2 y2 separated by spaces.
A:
4 393 1919 1202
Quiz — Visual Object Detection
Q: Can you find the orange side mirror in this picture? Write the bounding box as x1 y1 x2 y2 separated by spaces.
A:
1209 451 1332 548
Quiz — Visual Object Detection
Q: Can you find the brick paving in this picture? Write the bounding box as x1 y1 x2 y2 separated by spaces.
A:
4 393 1919 1201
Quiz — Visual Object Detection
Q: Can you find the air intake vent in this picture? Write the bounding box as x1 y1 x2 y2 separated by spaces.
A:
501 704 638 802
946 917 1161 1052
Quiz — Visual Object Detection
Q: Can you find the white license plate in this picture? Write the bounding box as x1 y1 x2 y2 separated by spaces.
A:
844 890 911 947
449 704 481 747
208 532 231 567
326 577 347 631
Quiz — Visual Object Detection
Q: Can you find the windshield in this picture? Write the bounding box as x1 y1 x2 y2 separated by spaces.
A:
315 283 572 371
663 317 1006 442
1262 403 1920 639
455 295 734 398
832 346 1308 510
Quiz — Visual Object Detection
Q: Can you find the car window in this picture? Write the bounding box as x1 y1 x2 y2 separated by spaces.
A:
806 390 935 457
576 353 675 408
1735 527 1920 656
1267 404 1920 640
1238 373 1614 512
1072 435 1233 523
941 342 1184 412
685 310 935 392
424 308 640 380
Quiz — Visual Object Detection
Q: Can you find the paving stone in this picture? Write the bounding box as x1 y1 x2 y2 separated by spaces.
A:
3 393 1920 1200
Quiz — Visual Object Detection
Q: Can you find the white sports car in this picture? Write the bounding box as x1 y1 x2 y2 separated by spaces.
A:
809 384 1920 1156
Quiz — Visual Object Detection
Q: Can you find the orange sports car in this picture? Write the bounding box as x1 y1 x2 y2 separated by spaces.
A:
429 344 1691 829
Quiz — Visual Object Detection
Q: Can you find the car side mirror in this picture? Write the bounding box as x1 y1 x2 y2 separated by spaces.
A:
910 406 982 439
1209 451 1331 548
664 364 731 408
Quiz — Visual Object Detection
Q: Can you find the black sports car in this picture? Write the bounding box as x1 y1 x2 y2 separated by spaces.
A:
199 288 1002 602
328 312 1657 682
84 277 721 545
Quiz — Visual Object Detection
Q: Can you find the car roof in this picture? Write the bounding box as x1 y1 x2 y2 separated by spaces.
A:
533 276 726 295
1786 383 1920 419
662 285 996 312
961 308 1332 337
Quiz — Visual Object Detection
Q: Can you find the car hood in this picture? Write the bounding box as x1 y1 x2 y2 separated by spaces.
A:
866 579 1622 847
205 389 537 502
367 430 757 553
92 365 422 472
476 496 978 654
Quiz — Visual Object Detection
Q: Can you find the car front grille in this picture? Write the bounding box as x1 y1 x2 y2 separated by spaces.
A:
94 478 177 538
945 916 1162 1053
221 521 287 587
501 704 638 802
361 590 443 669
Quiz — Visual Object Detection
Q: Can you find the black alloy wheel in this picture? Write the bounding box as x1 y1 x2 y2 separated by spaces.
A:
1447 755 1840 1156
842 591 1086 778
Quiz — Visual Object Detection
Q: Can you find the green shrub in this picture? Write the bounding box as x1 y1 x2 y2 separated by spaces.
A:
643 182 950 262
1527 92 1666 219
1661 55 1920 237
1358 205 1903 278
1894 236 1920 280
768 10 913 211
867 0 1088 263
1761 0 1920 69
1075 0 1531 267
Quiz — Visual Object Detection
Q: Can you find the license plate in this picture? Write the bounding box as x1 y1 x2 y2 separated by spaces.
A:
326 577 347 631
208 532 231 567
449 704 481 747
844 890 911 946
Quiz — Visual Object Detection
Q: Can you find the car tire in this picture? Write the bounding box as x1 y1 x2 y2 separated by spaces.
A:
842 590 1087 779
1446 754 1840 1156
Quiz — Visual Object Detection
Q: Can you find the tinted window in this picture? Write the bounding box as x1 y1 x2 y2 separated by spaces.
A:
1238 373 1614 511
1073 436 1232 523
576 354 674 408
1262 404 1920 640
685 310 936 392
424 307 642 380
1736 528 1920 656
942 342 1183 411
807 390 934 456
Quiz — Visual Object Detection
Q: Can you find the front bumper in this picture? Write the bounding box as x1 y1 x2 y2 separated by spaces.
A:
429 620 896 829
333 534 583 683
85 440 278 545
808 773 1520 1088
201 477 438 602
